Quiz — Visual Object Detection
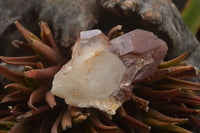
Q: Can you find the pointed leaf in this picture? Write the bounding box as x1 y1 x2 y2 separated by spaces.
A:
11 104 27 116
14 21 40 44
45 91 57 109
144 117 192 133
143 117 174 126
24 70 37 89
154 77 200 91
147 108 188 124
30 39 62 65
131 94 149 111
1 91 27 103
171 97 200 106
51 113 62 133
159 52 189 68
40 117 55 133
0 55 38 66
28 84 49 110
25 64 62 79
135 86 182 100
16 105 50 121
153 103 200 115
172 66 199 79
141 66 194 82
12 40 34 54
119 114 150 131
61 111 72 130
4 83 32 94
0 65 24 83
161 125 192 133
39 21 61 56
89 115 119 131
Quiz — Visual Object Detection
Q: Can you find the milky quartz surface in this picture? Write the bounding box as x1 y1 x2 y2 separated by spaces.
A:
52 30 126 114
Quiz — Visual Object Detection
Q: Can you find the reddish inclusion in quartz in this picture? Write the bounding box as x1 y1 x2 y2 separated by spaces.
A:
110 29 168 82
110 29 168 101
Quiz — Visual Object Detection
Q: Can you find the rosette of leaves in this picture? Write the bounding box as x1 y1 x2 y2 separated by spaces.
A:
0 22 200 133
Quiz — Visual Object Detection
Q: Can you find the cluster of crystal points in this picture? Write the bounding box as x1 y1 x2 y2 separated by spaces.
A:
51 29 168 115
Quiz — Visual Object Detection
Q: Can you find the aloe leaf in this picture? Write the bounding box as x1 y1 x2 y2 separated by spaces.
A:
4 83 32 94
39 21 61 56
0 65 24 83
159 52 189 69
0 55 38 66
160 125 192 133
30 39 62 65
144 117 191 133
24 72 37 90
51 113 62 133
61 111 72 130
25 64 62 79
45 91 57 109
154 77 200 91
14 21 40 44
28 84 49 110
1 91 27 103
147 109 188 124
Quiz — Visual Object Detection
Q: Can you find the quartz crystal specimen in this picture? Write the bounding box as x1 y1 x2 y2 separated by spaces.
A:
52 30 126 114
51 29 168 115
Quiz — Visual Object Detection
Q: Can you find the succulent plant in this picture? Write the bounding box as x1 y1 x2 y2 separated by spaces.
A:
0 21 200 133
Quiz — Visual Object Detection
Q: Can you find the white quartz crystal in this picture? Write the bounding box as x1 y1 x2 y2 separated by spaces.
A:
51 30 126 115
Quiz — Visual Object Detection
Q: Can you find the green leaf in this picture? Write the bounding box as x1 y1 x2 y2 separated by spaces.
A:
182 0 200 34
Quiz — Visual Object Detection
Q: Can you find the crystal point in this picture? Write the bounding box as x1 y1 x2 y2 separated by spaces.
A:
52 30 125 114
110 29 168 82
110 29 168 101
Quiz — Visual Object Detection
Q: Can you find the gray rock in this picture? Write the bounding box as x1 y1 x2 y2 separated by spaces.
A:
0 0 41 36
0 0 42 56
39 0 100 47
